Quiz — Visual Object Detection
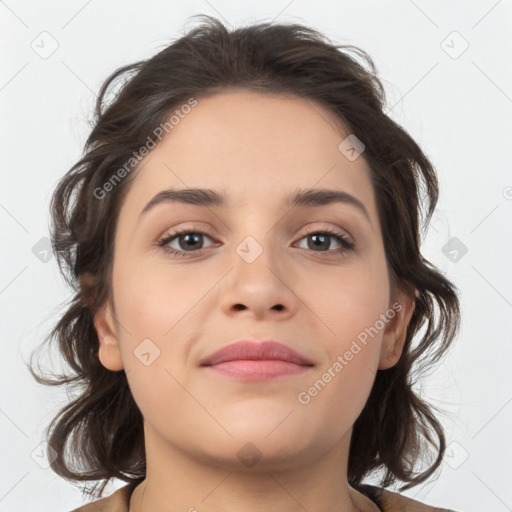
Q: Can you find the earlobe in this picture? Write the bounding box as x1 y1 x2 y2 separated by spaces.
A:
378 287 417 370
93 303 125 371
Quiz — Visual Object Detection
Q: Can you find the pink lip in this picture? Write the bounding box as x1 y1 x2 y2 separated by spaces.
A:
200 340 314 381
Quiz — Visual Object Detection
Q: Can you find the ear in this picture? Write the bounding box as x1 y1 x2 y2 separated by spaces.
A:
378 286 417 370
93 302 125 371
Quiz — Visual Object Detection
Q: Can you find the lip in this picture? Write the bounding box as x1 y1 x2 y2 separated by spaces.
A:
200 340 314 381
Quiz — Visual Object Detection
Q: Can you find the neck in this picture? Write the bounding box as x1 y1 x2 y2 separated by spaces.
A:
129 426 369 512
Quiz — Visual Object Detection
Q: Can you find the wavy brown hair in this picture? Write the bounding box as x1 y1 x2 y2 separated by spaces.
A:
27 14 460 500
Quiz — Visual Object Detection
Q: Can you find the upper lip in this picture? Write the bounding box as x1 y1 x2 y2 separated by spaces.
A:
200 340 314 366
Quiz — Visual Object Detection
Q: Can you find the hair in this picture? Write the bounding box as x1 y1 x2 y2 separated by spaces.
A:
28 14 460 500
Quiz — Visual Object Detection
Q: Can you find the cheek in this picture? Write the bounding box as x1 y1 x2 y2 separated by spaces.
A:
113 258 208 337
295 268 388 435
295 356 376 450
307 257 390 345
112 259 211 399
112 263 202 426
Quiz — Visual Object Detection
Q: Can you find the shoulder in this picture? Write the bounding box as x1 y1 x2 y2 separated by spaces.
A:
68 482 137 512
68 481 462 512
356 483 462 512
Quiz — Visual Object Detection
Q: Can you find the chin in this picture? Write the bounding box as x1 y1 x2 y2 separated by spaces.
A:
197 438 314 473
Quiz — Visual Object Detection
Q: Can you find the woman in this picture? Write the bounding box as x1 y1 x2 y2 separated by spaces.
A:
29 15 462 512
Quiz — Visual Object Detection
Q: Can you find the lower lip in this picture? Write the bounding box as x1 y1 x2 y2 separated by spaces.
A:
203 360 313 381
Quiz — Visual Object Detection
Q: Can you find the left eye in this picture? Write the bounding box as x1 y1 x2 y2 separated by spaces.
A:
296 230 354 253
157 229 355 257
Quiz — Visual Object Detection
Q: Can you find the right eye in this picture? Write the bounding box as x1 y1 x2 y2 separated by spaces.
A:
157 229 217 257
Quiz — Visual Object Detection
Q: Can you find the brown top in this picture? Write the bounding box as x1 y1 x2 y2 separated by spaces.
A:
69 481 460 512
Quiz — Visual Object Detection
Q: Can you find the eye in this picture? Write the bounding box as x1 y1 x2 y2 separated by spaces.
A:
157 229 216 257
295 229 355 256
157 227 355 258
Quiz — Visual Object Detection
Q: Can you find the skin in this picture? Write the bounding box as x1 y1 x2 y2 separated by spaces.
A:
93 90 416 512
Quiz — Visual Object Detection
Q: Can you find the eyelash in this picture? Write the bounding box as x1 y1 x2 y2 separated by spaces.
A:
157 227 355 258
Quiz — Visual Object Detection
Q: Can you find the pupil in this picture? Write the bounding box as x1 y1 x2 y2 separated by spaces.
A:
182 233 201 249
311 234 328 250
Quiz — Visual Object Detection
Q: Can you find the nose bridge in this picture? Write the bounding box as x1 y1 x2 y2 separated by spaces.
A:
233 229 281 282
231 202 289 268
229 206 278 262
219 222 296 317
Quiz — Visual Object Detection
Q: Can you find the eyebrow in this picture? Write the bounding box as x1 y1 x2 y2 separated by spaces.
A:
138 187 372 225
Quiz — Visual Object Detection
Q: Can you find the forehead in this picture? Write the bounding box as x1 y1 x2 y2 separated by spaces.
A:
119 90 378 222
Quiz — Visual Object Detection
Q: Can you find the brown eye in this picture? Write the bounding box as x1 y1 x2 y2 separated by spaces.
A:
158 230 215 256
296 230 355 255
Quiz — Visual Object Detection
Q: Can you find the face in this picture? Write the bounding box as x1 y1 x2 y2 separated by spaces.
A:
94 90 415 473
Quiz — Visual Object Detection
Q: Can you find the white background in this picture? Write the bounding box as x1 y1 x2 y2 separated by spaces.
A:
1 1 511 511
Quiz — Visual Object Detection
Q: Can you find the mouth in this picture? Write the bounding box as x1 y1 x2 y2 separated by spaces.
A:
200 340 314 381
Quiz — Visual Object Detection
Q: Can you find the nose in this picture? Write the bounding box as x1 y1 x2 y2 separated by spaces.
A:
219 237 298 321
